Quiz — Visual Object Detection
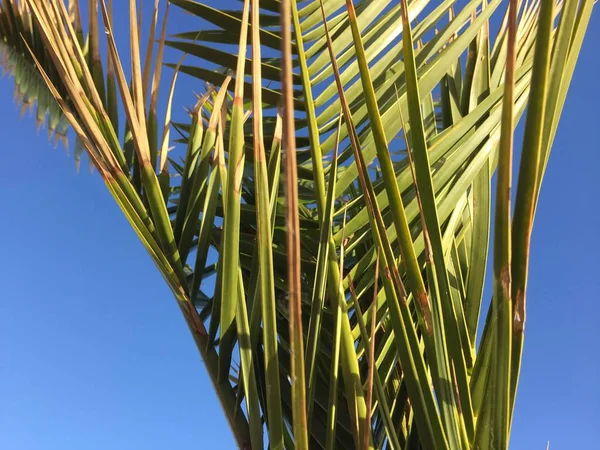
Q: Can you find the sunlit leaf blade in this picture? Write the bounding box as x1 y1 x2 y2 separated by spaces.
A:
1 0 594 448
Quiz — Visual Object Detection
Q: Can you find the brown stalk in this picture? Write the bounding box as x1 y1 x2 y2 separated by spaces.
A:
281 0 308 446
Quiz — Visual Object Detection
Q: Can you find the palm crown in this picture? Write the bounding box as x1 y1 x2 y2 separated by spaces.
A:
0 0 594 448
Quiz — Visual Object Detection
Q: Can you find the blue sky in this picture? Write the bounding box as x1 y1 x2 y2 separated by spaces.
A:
0 2 598 449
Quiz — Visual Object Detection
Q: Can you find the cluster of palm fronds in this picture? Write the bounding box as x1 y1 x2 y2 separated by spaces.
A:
0 0 594 449
0 0 70 145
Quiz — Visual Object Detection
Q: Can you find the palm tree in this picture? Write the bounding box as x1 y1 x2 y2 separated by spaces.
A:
0 0 594 448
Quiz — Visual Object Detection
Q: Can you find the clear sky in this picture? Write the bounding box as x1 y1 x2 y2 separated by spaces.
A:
0 3 598 450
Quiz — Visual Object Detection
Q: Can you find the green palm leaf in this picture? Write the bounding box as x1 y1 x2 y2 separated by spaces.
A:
0 0 595 448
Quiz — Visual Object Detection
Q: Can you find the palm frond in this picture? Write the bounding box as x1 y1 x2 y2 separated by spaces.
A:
0 0 595 449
